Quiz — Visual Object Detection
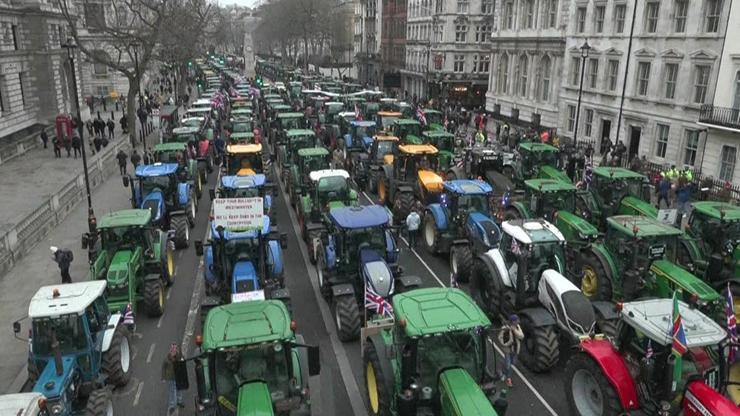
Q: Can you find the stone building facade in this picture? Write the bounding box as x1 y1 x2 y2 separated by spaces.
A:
380 0 407 93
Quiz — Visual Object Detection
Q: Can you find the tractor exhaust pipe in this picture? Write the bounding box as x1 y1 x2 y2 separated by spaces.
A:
52 334 63 376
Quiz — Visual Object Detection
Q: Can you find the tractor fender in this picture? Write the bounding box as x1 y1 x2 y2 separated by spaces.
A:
591 301 620 322
396 275 423 291
267 240 284 277
579 340 640 410
426 203 448 231
509 201 529 218
204 246 216 284
101 313 124 352
381 164 393 182
177 182 190 206
365 334 395 401
384 230 399 264
480 249 512 288
331 283 355 298
589 243 618 286
518 307 557 328
684 380 740 416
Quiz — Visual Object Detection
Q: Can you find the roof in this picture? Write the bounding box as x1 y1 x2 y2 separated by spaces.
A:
351 120 377 127
29 280 107 318
329 205 389 229
172 126 200 135
98 209 152 229
297 147 329 157
392 288 490 338
309 169 350 182
691 201 740 221
286 129 315 137
398 144 438 154
271 104 292 111
135 163 179 177
423 130 455 138
202 300 293 350
501 219 565 244
518 142 559 153
230 132 255 139
621 298 726 347
221 174 266 189
525 178 577 193
443 180 493 195
277 112 304 119
226 143 262 154
377 111 402 116
0 393 45 415
422 109 442 114
593 167 646 180
154 142 187 152
373 135 399 142
394 118 421 126
607 215 683 237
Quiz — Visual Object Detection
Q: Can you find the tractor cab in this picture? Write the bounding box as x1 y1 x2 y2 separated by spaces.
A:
395 144 442 195
230 116 253 134
287 147 331 206
310 169 357 211
168 126 200 146
214 174 274 219
379 97 398 111
280 129 318 169
510 142 565 185
423 130 458 169
152 143 203 198
419 108 444 131
361 101 380 120
181 117 204 130
390 101 414 118
230 107 252 120
276 112 306 137
229 131 255 144
590 167 651 226
337 112 357 137
288 81 302 99
319 101 344 125
376 111 401 133
225 143 263 176
391 118 423 144
682 202 740 281
344 120 377 152
520 179 577 222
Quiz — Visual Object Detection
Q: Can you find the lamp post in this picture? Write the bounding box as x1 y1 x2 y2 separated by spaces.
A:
62 38 96 234
131 42 147 149
573 41 590 148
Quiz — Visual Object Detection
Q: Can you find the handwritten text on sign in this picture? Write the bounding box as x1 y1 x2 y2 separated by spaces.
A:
212 197 264 231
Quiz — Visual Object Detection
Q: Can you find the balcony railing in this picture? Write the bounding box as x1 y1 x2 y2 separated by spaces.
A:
699 104 740 130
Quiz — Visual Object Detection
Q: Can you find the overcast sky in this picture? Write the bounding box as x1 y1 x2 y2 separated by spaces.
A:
216 0 260 7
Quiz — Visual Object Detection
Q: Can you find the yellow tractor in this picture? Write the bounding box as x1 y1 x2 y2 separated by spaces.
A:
224 143 265 176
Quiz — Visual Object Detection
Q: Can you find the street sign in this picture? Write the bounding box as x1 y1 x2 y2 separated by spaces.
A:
657 209 678 225
212 197 264 231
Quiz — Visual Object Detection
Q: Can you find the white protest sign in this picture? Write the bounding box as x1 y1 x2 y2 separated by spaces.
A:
657 209 678 225
212 197 264 231
232 290 265 303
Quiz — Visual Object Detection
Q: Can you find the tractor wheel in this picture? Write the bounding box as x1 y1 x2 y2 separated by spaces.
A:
316 247 330 298
102 325 132 387
171 215 190 249
187 198 197 228
577 252 611 301
597 319 621 341
470 258 504 318
161 245 175 286
450 245 473 283
290 185 297 208
565 353 624 416
307 230 321 265
504 208 522 221
199 166 207 187
333 295 361 342
84 388 113 416
195 174 203 200
519 318 560 373
363 342 392 416
422 214 440 254
143 279 165 317
377 177 388 203
393 192 414 224
366 173 376 194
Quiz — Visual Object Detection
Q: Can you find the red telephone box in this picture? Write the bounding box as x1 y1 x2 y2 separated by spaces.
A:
55 114 73 140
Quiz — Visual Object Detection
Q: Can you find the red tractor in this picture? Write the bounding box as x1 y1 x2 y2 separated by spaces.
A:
565 298 740 416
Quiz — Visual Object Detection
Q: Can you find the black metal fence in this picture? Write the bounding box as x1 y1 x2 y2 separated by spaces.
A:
640 160 740 203
699 104 740 130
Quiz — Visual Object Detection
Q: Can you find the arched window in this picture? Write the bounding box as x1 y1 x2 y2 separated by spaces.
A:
498 53 509 94
540 55 551 101
518 54 528 97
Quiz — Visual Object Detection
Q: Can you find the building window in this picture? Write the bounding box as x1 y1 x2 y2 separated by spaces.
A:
595 6 605 33
543 0 558 28
705 0 722 32
517 54 529 96
645 2 660 33
636 62 651 96
576 7 586 33
693 65 711 104
479 55 490 73
503 1 514 30
607 59 619 91
475 25 491 43
674 0 688 32
615 4 626 33
11 24 19 50
482 0 493 14
472 55 479 73
457 0 469 13
522 0 534 29
540 55 551 101
454 54 465 73
455 25 467 42
684 130 700 166
584 109 594 137
664 63 678 99
656 124 669 158
567 105 576 132
720 146 737 181
588 58 599 89
498 53 509 93
571 57 581 86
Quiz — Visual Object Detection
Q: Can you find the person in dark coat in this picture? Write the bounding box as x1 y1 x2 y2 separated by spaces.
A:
50 246 73 284
120 114 128 133
52 136 62 158
93 136 102 153
130 149 142 167
71 134 82 158
107 118 115 140
85 119 94 137
117 149 128 175
40 128 49 149
63 136 72 157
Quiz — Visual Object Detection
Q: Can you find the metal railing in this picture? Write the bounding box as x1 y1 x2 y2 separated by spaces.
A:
699 104 740 130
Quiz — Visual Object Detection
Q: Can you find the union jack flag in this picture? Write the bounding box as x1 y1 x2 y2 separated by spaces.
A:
443 115 449 130
122 303 135 326
671 291 687 391
355 104 362 121
726 283 738 363
365 283 393 318
511 238 522 256
416 107 427 126
645 339 653 359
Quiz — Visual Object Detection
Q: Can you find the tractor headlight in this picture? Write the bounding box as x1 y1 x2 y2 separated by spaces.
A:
50 403 64 415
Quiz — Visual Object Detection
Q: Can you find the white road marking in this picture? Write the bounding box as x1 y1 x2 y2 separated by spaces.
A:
157 313 165 329
174 265 179 277
146 343 156 363
166 288 172 300
132 381 144 406
182 258 205 357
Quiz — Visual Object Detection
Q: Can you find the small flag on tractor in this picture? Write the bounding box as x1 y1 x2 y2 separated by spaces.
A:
365 282 393 318
645 339 654 360
443 115 449 130
726 283 738 364
671 291 688 391
416 107 427 126
122 303 135 326
354 104 362 121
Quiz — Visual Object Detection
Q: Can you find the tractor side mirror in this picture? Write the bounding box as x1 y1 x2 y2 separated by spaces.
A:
280 233 288 249
81 233 89 250
307 345 321 376
194 240 204 256
12 321 20 334
174 359 189 391
122 176 130 187
209 188 216 201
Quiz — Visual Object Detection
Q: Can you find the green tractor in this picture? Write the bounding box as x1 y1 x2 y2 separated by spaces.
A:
272 112 306 154
493 142 569 189
167 126 213 184
585 167 652 228
177 300 321 415
422 130 459 171
84 209 174 317
276 129 318 181
362 287 507 416
286 147 330 207
418 108 445 131
390 119 423 145
152 142 204 199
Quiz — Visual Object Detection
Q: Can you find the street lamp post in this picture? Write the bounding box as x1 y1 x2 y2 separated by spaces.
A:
573 41 590 148
62 39 96 234
131 42 147 150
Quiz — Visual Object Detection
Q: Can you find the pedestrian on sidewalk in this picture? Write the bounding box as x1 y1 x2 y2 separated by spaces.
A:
162 343 184 414
117 149 128 175
93 135 102 153
85 119 94 138
107 118 115 140
50 246 74 284
657 175 671 209
498 314 524 388
120 114 128 134
130 149 142 168
405 209 421 248
40 128 49 149
52 136 62 158
71 134 82 158
63 135 72 157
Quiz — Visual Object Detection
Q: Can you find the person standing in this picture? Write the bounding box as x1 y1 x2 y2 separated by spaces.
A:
130 149 142 168
52 135 62 158
63 135 72 157
85 119 94 138
676 178 693 224
405 209 421 248
50 246 74 284
93 135 102 153
162 343 184 414
40 128 49 149
657 174 671 209
107 118 115 140
117 149 128 175
498 314 524 387
71 134 82 159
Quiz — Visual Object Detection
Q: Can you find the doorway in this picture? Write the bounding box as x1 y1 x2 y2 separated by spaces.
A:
629 126 642 162
600 119 612 153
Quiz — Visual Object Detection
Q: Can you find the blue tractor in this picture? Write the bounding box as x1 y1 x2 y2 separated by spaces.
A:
342 120 377 154
123 163 196 249
422 180 500 282
314 205 421 341
209 173 276 224
14 281 131 415
194 216 289 323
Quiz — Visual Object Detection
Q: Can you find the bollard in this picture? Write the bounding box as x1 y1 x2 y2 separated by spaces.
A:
139 128 144 143
111 111 114 120
115 101 119 111
97 111 100 119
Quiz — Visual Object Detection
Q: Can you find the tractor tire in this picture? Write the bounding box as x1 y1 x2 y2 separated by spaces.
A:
519 318 560 373
316 247 330 299
577 251 612 301
422 214 440 254
102 325 132 387
377 177 388 204
187 198 197 228
161 245 175 287
504 207 522 221
565 353 624 416
450 245 473 283
199 166 207 188
597 319 621 341
363 342 392 416
143 279 165 317
366 173 376 194
333 295 361 342
84 388 113 416
470 258 504 318
393 192 414 223
171 215 190 249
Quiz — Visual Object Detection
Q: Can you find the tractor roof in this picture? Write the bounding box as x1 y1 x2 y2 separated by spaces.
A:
518 142 558 153
277 112 304 119
202 300 294 351
525 178 577 193
398 144 438 155
186 108 210 116
394 119 421 126
423 130 455 138
443 180 492 195
377 111 402 117
172 126 200 135
607 215 683 238
221 174 266 189
98 209 152 229
309 169 350 182
374 134 399 142
227 143 262 154
338 111 357 119
29 280 106 318
193 98 212 106
230 132 255 140
297 147 329 157
286 129 315 137
422 109 442 114
181 117 204 125
210 216 271 238
691 201 740 221
393 288 491 338
154 142 187 152
621 298 726 347
271 104 292 111
593 167 645 180
502 219 565 244
136 163 179 177
329 205 389 229
232 108 252 114
351 120 376 128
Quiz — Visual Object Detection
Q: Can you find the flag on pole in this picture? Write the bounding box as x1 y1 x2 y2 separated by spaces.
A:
671 291 688 391
416 107 427 126
726 283 738 364
444 115 449 130
645 339 654 359
354 104 362 121
365 283 393 318
122 303 135 326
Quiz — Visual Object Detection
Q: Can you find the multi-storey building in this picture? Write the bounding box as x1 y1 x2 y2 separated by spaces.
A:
356 0 383 86
380 0 407 93
404 0 494 106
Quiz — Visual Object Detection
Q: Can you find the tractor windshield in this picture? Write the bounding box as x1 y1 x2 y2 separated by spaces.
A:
348 227 387 258
689 214 740 255
434 136 454 152
606 228 678 271
213 343 291 412
456 194 490 214
141 175 171 193
524 150 558 168
380 116 398 130
280 118 302 130
416 330 483 395
317 177 349 205
224 187 260 198
291 135 317 152
425 112 443 126
355 125 376 138
100 226 146 249
155 150 182 164
374 141 395 160
540 191 575 214
396 124 421 140
227 153 263 176
232 121 253 133
595 177 644 205
304 156 329 175
32 315 88 355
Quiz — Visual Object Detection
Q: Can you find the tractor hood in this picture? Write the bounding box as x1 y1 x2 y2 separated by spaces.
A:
650 260 720 303
466 212 500 250
438 368 497 415
555 211 599 240
539 165 572 184
438 150 454 169
619 195 658 218
33 356 75 400
538 269 595 337
141 189 165 222
236 381 275 416
107 250 134 286
232 260 260 297
327 200 348 210
361 249 394 297
418 169 444 193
